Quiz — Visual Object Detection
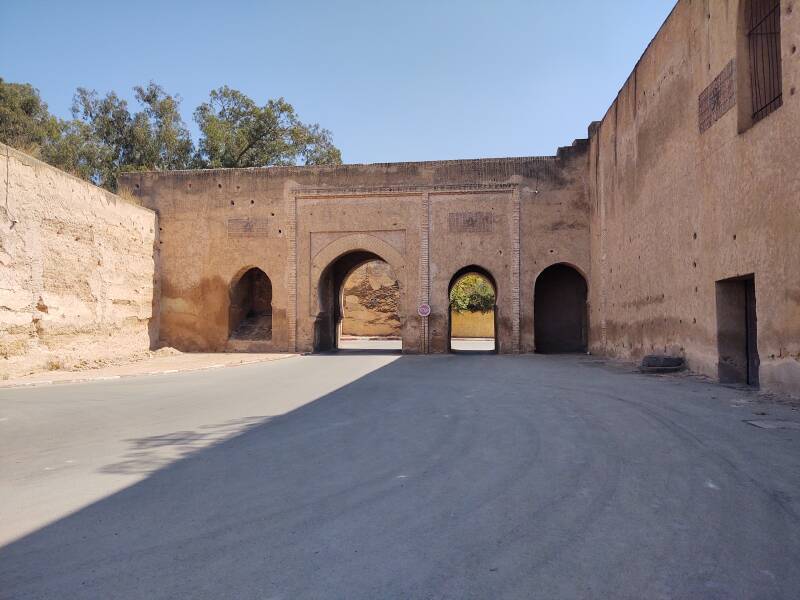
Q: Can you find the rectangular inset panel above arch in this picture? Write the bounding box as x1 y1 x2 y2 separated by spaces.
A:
447 212 495 233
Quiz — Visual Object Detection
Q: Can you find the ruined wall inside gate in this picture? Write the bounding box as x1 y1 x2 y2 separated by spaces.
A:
340 262 402 338
588 0 800 395
120 150 590 354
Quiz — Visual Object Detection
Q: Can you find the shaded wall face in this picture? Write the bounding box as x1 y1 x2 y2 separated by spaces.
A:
0 144 157 378
587 0 800 396
426 192 515 353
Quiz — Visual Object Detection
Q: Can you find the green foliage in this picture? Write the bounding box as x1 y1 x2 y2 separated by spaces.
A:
449 274 496 313
129 83 195 172
0 79 342 190
42 83 194 189
194 86 341 168
0 79 61 155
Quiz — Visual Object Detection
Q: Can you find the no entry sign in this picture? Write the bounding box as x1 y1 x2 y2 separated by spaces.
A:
417 303 431 317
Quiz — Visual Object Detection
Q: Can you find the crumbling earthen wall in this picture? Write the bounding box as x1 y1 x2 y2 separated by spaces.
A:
0 143 158 378
341 261 401 337
588 0 800 395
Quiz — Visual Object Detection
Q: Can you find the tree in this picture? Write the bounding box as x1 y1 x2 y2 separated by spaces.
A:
47 87 133 188
41 118 107 183
0 79 62 155
194 86 341 168
45 83 194 189
0 79 343 190
449 274 496 313
128 83 194 172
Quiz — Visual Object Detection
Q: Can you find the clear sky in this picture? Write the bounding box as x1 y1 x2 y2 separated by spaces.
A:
1 0 676 164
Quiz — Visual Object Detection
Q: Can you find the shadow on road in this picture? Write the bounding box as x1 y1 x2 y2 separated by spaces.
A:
99 416 270 476
2 354 800 599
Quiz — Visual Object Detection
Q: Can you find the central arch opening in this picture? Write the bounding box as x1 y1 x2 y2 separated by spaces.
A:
448 266 497 353
315 251 401 352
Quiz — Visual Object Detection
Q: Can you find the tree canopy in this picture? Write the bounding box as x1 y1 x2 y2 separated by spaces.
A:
0 79 342 190
40 83 195 189
449 274 496 313
0 79 61 155
194 86 341 168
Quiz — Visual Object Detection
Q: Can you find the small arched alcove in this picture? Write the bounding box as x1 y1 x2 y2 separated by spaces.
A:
448 265 497 353
229 267 272 341
534 263 587 353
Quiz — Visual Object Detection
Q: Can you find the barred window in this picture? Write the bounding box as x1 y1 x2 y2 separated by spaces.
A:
747 0 783 122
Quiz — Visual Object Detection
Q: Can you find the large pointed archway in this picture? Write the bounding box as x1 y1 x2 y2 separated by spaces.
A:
534 263 587 353
310 234 406 352
448 265 497 353
315 252 401 351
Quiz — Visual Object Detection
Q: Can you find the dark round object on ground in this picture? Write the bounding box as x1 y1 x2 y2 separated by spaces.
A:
640 355 685 373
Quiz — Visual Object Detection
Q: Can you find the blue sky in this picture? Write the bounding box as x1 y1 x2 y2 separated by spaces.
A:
1 0 675 163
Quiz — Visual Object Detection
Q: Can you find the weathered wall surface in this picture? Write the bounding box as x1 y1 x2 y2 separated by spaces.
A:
588 0 800 395
0 144 157 378
120 148 590 354
341 261 401 337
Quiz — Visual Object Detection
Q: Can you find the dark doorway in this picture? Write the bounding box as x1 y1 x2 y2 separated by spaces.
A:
534 264 587 353
229 268 272 341
448 265 497 353
315 252 401 353
716 275 759 386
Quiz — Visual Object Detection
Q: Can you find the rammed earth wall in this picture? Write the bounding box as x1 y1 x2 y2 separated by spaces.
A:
586 0 800 396
0 143 158 378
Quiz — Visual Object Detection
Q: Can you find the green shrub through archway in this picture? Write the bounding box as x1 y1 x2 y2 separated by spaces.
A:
449 273 495 312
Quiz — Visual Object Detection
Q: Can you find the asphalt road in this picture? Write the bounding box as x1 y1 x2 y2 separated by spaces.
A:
1 354 799 599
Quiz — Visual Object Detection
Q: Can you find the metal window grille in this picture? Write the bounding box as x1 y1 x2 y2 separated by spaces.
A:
748 0 783 122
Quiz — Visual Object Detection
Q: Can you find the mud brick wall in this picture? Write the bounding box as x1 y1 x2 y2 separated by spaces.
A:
0 143 158 378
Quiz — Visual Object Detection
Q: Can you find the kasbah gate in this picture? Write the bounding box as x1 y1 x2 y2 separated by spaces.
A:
3 0 800 398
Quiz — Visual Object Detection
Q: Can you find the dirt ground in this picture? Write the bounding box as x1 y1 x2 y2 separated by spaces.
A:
0 350 298 388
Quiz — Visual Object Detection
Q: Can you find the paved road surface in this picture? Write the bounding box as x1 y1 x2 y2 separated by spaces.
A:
1 354 799 599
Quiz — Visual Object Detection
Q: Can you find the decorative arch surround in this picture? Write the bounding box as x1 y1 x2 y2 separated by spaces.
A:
309 233 406 317
309 233 407 352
